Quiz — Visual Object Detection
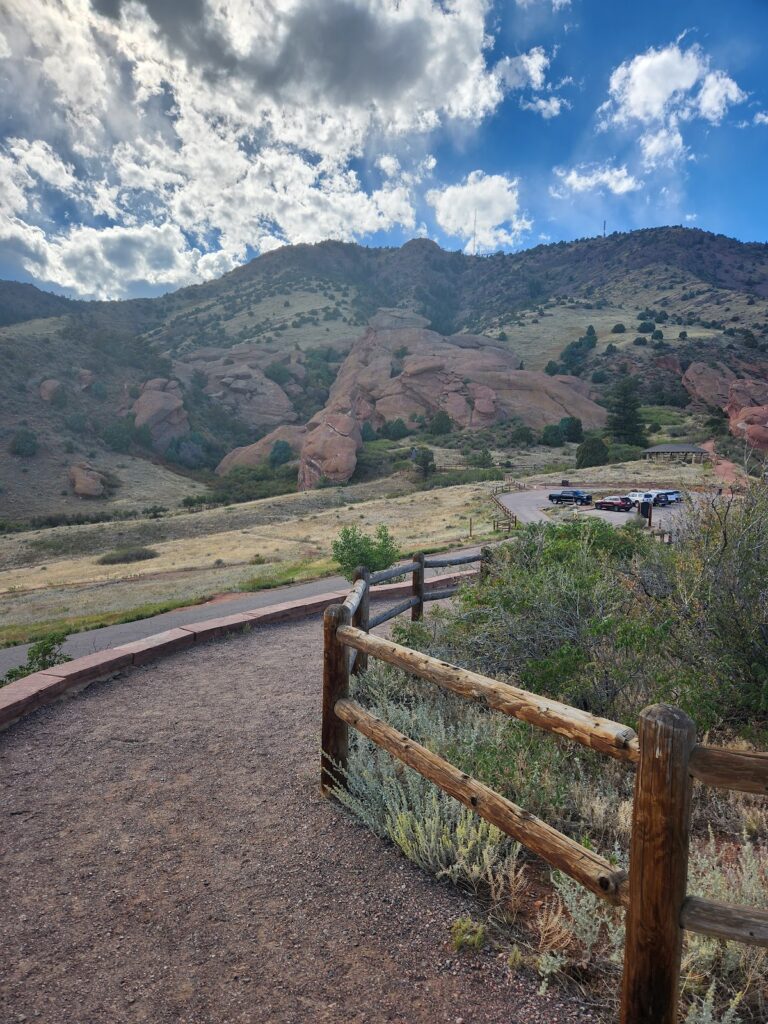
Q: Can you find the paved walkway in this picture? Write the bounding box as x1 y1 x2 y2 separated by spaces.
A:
0 617 593 1024
0 548 484 676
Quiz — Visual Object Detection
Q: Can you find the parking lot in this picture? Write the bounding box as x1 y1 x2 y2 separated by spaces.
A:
497 487 685 530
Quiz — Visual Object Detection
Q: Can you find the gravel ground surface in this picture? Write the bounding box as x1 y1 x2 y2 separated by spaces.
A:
1 617 599 1024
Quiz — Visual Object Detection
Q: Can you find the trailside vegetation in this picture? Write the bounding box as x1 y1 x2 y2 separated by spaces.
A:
331 524 400 580
339 492 768 1021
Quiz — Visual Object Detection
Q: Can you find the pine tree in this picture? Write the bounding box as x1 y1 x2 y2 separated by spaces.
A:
606 377 647 446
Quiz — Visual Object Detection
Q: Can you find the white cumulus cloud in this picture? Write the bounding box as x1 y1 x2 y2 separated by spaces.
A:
426 170 532 252
598 42 746 167
0 0 554 297
551 163 642 197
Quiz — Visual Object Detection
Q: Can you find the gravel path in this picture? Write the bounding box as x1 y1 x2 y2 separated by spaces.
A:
1 617 596 1023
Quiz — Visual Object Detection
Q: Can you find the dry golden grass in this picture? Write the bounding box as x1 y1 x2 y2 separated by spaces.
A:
0 482 498 633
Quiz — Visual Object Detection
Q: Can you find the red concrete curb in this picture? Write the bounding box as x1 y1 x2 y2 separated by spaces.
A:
0 570 477 733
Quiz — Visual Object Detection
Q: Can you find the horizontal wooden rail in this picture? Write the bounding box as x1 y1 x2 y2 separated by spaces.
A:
369 562 418 585
423 586 459 602
337 626 639 762
681 896 768 948
689 744 768 795
335 697 628 905
424 553 481 568
368 596 420 630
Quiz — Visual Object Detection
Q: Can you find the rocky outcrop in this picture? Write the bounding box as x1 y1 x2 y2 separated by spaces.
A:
298 412 362 490
178 349 298 431
131 379 189 452
216 425 307 475
39 379 61 402
68 462 106 498
292 311 606 488
725 379 768 450
681 361 736 409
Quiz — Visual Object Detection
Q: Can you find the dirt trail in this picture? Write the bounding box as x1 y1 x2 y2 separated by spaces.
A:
0 619 595 1024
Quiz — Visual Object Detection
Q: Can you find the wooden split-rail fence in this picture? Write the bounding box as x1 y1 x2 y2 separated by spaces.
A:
320 551 768 1024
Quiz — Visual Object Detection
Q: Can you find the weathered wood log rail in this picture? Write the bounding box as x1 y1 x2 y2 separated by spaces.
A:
321 551 768 1024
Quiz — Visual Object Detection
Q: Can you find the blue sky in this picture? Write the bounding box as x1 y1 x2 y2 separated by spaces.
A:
0 0 766 299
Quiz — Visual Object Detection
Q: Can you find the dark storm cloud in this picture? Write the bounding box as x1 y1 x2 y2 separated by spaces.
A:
92 0 431 104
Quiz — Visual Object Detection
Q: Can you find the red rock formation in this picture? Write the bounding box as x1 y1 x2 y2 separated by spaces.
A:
68 463 106 498
39 379 61 402
216 425 308 474
291 311 606 489
681 361 736 409
131 379 189 452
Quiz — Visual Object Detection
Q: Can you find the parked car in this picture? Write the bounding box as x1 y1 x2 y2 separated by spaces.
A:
594 495 633 512
656 489 682 503
626 490 670 508
548 488 592 505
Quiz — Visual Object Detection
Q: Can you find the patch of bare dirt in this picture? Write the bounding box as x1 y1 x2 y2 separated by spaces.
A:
0 618 598 1023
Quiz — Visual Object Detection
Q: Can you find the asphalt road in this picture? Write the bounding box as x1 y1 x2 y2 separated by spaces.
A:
498 486 682 530
0 545 486 675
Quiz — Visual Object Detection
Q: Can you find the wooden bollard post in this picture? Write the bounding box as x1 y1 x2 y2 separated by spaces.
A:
412 552 425 621
352 565 370 674
620 704 696 1024
321 603 351 796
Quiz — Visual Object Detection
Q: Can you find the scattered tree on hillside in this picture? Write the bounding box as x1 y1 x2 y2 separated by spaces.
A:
380 418 409 440
361 421 378 442
611 323 626 333
576 435 609 468
606 377 648 447
428 410 453 435
10 427 38 457
541 424 565 447
269 440 293 468
559 416 584 442
413 446 436 479
545 360 560 376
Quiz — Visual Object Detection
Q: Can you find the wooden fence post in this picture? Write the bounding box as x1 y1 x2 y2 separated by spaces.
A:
479 545 491 581
352 565 370 674
620 704 696 1024
412 552 425 621
321 603 351 796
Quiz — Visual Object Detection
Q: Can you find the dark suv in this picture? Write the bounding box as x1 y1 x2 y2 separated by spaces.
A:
548 489 592 506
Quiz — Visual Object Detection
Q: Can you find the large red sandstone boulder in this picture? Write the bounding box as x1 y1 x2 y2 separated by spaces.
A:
39 379 61 402
68 462 106 498
216 425 307 475
298 412 362 489
682 362 736 409
131 379 189 452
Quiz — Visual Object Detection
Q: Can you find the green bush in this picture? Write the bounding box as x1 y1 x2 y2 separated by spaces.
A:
576 435 609 468
10 427 38 457
611 323 626 333
2 631 71 685
380 418 410 440
331 524 400 580
541 424 564 447
97 547 159 564
269 439 293 467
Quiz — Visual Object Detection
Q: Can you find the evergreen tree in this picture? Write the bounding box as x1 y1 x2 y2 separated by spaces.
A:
606 378 647 447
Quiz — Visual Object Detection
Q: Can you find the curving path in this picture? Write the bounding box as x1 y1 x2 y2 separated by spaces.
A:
0 616 595 1024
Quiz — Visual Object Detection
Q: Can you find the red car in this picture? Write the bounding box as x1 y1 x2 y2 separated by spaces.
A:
594 495 633 512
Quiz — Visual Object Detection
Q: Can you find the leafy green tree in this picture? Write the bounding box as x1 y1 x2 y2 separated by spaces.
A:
468 446 493 468
413 446 436 479
637 321 655 334
576 435 609 468
361 421 378 442
605 377 648 447
591 370 608 384
269 440 293 468
544 360 560 376
558 416 583 442
331 524 400 580
428 410 453 435
541 424 565 447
